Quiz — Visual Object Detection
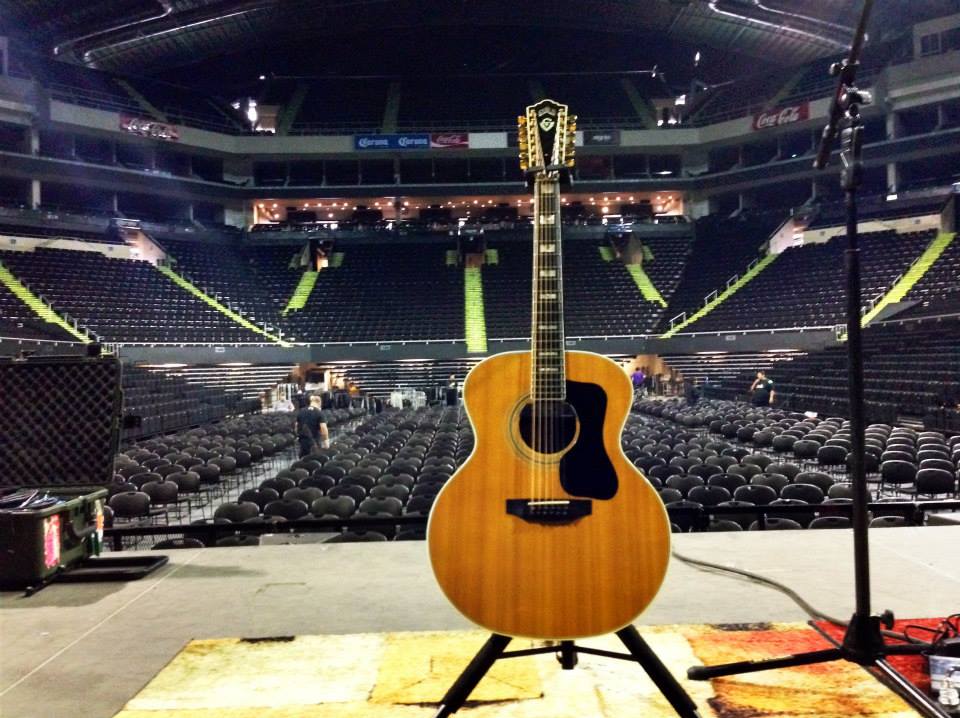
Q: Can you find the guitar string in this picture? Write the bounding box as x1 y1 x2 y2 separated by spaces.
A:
532 169 541 501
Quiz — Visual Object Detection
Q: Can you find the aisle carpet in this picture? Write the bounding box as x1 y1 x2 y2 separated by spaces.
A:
113 623 921 717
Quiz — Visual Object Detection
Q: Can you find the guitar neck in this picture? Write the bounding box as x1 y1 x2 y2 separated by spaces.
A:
530 174 566 402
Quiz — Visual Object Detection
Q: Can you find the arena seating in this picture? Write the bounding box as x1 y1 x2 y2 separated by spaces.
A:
0 282 75 342
704 318 960 424
637 235 692 309
207 406 470 538
283 243 464 342
633 398 959 525
169 395 960 542
122 365 260 439
33 57 142 115
685 230 936 332
0 215 951 346
660 214 779 330
562 240 664 336
0 248 263 344
482 240 532 339
160 238 291 324
896 236 960 319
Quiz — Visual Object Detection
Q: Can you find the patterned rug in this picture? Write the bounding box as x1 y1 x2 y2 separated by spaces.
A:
114 623 923 717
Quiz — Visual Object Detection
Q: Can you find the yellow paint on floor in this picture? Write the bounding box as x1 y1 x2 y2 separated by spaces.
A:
114 625 916 718
370 631 540 704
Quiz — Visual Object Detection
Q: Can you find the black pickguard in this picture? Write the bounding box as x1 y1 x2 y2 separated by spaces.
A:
559 379 618 500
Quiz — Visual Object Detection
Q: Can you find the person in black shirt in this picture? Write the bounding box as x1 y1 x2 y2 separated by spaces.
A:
295 396 329 457
445 374 458 406
750 370 775 407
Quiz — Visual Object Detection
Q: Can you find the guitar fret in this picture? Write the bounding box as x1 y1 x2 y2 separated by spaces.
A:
531 171 565 403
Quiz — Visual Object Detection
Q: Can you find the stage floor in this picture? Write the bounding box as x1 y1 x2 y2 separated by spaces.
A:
2 527 958 718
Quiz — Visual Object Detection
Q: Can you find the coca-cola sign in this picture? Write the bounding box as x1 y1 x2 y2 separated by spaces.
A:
430 132 469 149
752 102 810 131
119 114 180 141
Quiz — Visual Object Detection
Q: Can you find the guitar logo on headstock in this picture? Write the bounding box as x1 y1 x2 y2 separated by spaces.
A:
518 99 576 174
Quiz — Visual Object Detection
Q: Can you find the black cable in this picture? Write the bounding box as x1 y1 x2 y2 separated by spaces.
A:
671 548 936 648
671 549 848 626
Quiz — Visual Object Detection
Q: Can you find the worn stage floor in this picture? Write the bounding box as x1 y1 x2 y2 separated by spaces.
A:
1 527 958 718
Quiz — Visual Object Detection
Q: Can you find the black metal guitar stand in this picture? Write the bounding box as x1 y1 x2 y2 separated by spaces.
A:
686 2 946 716
434 625 702 717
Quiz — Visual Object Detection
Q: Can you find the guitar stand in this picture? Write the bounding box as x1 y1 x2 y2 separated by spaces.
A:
434 625 702 718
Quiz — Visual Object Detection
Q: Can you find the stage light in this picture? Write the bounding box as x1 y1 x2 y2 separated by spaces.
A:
258 75 266 80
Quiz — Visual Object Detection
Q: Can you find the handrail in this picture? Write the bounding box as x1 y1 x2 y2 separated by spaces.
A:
725 273 740 289
670 324 835 338
668 312 687 329
704 290 718 306
0 335 86 345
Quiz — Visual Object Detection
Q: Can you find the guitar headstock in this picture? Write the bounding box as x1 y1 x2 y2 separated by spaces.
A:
518 99 576 175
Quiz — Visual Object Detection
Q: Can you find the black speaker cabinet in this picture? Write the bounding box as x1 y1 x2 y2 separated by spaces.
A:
0 354 122 487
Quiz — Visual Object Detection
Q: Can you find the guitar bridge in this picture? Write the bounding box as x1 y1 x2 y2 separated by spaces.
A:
506 499 592 525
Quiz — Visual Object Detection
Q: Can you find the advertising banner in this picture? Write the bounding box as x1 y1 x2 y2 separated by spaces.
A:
354 133 430 150
430 132 469 148
582 129 620 146
752 102 810 131
119 114 180 141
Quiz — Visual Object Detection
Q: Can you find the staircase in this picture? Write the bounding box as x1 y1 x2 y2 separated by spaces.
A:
660 253 779 338
114 79 167 121
282 271 318 315
156 264 289 345
0 261 91 343
276 82 310 135
464 266 488 353
624 264 667 307
382 81 402 133
620 78 658 128
860 232 956 326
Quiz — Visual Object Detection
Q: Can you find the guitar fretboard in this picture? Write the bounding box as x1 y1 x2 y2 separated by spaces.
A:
530 175 566 401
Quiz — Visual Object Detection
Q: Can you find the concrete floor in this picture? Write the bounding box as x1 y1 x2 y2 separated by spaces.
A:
1 527 958 718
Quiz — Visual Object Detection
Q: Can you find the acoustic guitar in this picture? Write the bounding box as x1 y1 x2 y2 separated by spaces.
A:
427 100 671 640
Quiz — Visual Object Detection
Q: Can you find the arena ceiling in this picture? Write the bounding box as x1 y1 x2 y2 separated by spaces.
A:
2 0 957 86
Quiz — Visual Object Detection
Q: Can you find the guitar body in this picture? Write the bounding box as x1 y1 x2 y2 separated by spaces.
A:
427 350 670 640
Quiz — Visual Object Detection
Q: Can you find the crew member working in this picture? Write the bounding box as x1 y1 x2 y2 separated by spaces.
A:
750 370 775 407
296 395 329 457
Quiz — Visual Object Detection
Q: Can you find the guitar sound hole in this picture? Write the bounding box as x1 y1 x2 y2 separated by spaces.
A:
518 400 578 455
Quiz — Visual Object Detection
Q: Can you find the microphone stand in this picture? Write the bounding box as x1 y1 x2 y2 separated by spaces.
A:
686 2 948 715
